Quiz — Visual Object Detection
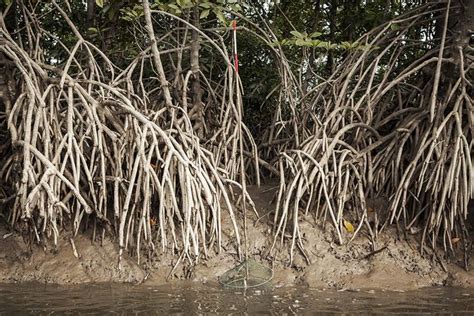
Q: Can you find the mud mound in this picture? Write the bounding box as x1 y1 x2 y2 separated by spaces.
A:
0 223 145 284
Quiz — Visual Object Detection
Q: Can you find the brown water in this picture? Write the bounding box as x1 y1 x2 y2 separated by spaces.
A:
1 283 474 314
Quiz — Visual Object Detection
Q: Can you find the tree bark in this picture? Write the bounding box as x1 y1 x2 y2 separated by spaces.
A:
190 7 204 137
142 0 174 109
86 0 95 28
325 1 337 75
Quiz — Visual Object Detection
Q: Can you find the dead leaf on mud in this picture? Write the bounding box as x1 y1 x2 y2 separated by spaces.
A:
452 237 461 244
2 233 13 239
343 219 354 233
409 226 421 234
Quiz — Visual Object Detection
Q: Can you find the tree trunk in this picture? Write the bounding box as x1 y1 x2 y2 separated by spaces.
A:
452 0 474 56
87 0 95 28
325 1 337 75
449 0 474 132
190 7 204 137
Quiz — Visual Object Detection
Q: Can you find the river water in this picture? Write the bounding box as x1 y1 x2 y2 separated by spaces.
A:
1 283 474 314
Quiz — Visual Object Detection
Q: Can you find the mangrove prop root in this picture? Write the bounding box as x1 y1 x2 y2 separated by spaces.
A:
0 1 259 267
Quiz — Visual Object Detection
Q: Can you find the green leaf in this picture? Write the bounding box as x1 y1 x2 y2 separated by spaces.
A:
96 0 104 8
200 9 210 19
310 31 322 38
290 30 304 39
268 41 279 47
181 0 193 8
4 0 12 5
390 23 400 31
318 41 330 49
230 4 242 12
340 41 351 49
215 9 227 25
295 39 306 46
199 2 211 9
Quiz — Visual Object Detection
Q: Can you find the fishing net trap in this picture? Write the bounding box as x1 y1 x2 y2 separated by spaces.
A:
218 259 273 289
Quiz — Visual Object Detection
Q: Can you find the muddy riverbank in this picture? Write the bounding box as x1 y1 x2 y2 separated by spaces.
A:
1 185 474 290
